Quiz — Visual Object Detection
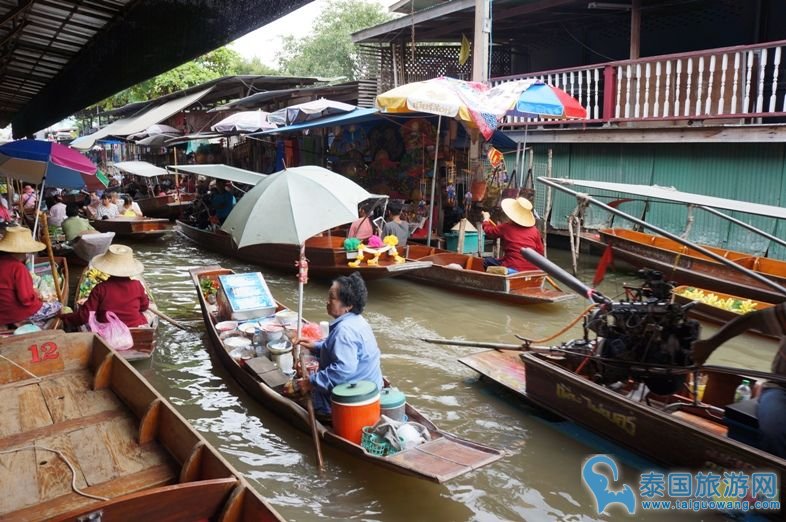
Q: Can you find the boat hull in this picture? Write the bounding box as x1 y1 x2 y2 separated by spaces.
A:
404 244 574 304
91 217 171 239
137 193 196 220
191 266 503 483
178 220 431 280
0 331 282 521
600 228 786 303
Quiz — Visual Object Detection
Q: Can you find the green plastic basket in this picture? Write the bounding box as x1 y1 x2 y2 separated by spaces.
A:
361 427 395 457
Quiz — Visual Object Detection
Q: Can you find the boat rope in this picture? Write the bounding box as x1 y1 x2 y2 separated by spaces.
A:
567 195 590 275
517 304 596 346
0 445 109 501
0 353 41 385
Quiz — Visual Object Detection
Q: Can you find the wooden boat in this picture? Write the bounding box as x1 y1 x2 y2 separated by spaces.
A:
74 266 159 361
404 244 575 304
0 330 283 521
136 193 196 220
672 284 777 339
178 220 432 280
191 265 503 482
460 348 786 500
91 217 171 240
600 227 786 303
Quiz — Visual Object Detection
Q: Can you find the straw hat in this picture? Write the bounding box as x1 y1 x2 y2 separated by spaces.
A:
91 244 144 277
0 226 46 253
500 197 536 227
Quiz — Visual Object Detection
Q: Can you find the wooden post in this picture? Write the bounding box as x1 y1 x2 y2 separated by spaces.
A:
456 218 467 254
630 0 641 60
543 148 553 258
38 212 64 305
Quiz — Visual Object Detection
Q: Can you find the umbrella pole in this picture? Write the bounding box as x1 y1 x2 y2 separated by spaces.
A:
518 123 529 188
426 115 442 247
296 243 324 469
32 168 47 245
38 212 64 306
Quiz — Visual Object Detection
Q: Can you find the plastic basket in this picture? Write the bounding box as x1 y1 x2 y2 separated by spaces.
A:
361 427 394 457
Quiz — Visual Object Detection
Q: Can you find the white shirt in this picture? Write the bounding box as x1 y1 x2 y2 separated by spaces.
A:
48 202 67 226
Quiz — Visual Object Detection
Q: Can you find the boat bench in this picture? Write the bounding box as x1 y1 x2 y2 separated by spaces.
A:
244 356 290 390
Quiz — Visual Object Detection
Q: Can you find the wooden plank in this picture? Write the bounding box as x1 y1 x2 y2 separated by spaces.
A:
109 354 157 419
458 349 527 397
0 444 40 514
18 384 54 434
93 352 113 390
68 416 168 486
33 433 89 504
412 437 501 468
138 398 161 445
3 464 176 522
179 442 204 483
39 370 119 423
0 409 124 453
157 405 201 465
0 331 92 384
385 445 468 481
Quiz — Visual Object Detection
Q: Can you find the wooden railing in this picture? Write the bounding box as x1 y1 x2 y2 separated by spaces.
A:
491 39 786 126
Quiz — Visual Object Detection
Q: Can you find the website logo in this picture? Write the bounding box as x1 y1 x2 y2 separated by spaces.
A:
582 454 637 514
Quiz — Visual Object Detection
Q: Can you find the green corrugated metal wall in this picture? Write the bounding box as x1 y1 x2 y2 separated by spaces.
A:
526 143 786 260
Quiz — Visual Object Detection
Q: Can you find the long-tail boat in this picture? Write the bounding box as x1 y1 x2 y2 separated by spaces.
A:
136 193 197 220
599 228 786 303
179 221 431 280
91 217 171 240
191 265 503 482
404 244 574 304
73 266 159 361
0 330 283 521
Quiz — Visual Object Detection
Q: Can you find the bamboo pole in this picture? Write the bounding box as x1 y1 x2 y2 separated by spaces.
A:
38 212 64 305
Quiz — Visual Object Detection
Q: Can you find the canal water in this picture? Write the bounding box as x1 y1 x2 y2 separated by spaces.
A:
121 232 772 521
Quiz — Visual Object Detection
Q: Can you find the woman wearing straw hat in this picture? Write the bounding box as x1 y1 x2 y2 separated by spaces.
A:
61 244 151 328
481 197 545 272
0 226 62 326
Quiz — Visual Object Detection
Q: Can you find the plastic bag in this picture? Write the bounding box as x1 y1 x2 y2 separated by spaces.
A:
88 311 134 351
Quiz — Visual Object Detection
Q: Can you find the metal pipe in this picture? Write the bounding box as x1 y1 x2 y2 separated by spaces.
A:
699 205 786 251
539 176 786 297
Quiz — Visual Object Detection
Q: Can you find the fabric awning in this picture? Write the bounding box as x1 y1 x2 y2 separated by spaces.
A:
71 88 213 150
549 178 786 220
168 164 267 186
255 107 379 135
112 161 167 178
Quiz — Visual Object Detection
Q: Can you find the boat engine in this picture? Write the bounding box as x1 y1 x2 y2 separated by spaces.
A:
564 270 700 394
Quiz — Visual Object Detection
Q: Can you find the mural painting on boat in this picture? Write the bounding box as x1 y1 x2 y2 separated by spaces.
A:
556 382 636 436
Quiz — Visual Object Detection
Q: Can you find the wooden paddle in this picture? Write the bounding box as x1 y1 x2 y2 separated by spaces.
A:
149 307 192 330
420 337 551 352
299 348 324 470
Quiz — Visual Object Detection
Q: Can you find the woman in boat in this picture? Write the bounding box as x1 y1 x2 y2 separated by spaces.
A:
61 203 96 242
348 202 374 241
21 184 37 210
481 197 544 272
61 244 150 328
0 226 62 327
292 272 383 417
692 304 786 459
95 193 119 220
47 194 67 227
120 195 143 217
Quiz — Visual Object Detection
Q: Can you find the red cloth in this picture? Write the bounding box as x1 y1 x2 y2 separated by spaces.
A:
482 221 544 271
63 277 149 328
0 255 43 323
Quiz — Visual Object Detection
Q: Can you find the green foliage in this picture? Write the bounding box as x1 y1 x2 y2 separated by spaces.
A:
94 47 279 111
279 0 391 80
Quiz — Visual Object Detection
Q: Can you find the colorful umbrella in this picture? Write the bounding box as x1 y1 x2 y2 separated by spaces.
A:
270 99 356 126
376 77 500 245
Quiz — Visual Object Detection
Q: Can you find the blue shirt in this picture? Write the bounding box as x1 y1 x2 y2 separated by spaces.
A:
211 191 236 220
309 312 383 414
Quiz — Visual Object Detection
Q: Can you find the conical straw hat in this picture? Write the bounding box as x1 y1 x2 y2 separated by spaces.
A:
91 244 144 277
500 197 536 227
0 226 46 253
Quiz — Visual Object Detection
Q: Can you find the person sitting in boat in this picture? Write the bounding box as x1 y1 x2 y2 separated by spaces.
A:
62 203 97 242
292 272 383 418
382 201 409 246
120 196 143 217
61 245 151 329
348 202 374 241
96 193 119 220
0 226 62 327
109 190 124 213
210 179 236 225
21 184 37 210
153 184 167 197
692 303 786 459
481 197 544 272
47 194 67 227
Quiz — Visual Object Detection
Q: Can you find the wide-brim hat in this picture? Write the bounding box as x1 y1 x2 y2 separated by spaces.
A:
91 244 144 277
0 226 46 253
500 197 536 227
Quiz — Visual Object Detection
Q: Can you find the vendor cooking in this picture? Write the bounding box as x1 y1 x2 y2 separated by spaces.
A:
481 197 544 272
291 272 383 418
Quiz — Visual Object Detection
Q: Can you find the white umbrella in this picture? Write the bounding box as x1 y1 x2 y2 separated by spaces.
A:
127 124 182 141
221 165 374 343
135 133 180 147
269 99 356 126
211 110 277 133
